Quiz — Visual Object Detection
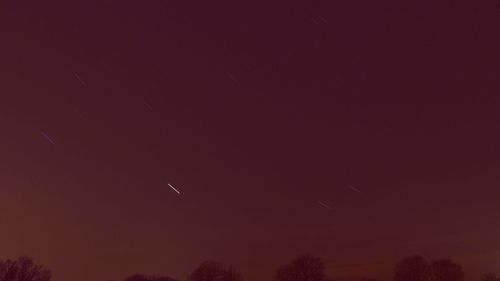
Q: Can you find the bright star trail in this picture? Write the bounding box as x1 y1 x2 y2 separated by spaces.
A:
167 183 181 194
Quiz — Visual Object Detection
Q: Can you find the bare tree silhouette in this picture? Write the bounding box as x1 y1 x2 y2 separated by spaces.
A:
480 273 497 281
0 259 18 281
123 274 178 281
0 256 51 281
393 256 432 281
188 261 226 281
431 259 464 281
275 254 326 281
156 277 179 281
222 266 243 281
188 261 243 281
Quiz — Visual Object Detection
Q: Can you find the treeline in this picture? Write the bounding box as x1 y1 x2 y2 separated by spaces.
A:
0 254 497 281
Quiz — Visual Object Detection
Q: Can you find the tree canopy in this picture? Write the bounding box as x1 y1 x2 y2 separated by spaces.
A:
123 274 178 281
393 256 432 281
188 261 242 281
431 259 464 281
275 254 326 281
0 256 51 281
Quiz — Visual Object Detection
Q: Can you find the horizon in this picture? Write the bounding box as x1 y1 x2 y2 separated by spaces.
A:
0 253 496 281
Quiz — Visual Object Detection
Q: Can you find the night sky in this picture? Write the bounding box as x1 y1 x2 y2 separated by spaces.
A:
0 1 499 281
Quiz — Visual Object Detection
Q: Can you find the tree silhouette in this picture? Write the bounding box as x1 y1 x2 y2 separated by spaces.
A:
431 259 464 281
222 266 243 281
0 259 18 281
393 256 432 281
123 274 177 281
188 261 226 281
124 274 149 281
480 273 497 281
275 254 326 281
0 256 51 281
156 277 178 281
188 261 243 281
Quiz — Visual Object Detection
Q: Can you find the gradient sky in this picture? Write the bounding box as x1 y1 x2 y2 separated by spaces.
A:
0 1 499 281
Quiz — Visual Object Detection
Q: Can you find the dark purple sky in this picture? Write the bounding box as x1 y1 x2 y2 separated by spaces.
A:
0 1 499 281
